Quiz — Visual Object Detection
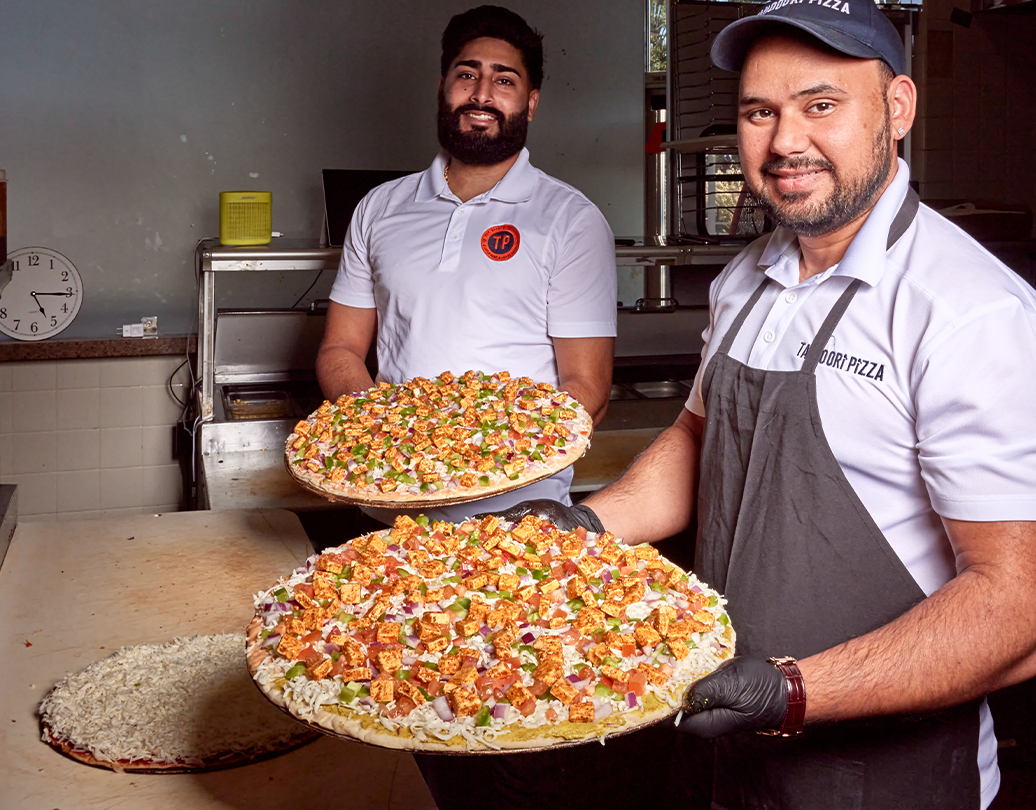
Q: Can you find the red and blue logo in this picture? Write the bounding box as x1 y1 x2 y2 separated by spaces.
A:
481 224 520 261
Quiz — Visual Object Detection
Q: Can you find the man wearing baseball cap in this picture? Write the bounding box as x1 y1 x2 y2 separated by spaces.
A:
494 1 1036 807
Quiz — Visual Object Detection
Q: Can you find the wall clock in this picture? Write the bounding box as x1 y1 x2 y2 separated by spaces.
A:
0 246 83 341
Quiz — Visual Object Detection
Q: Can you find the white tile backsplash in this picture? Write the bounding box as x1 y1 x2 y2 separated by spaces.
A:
15 471 58 515
57 387 101 430
12 430 58 474
56 359 101 390
4 355 189 519
62 429 101 471
12 390 57 433
11 362 56 392
100 427 143 468
100 386 143 429
100 467 145 509
57 469 100 512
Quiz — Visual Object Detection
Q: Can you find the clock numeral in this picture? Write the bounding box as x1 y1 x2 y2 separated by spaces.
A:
28 254 40 267
50 316 58 327
61 303 68 313
0 307 5 319
66 287 73 294
30 321 39 334
61 270 69 281
13 319 20 330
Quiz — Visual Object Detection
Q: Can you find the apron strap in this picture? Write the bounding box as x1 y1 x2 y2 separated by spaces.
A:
801 278 864 373
717 278 771 355
719 186 920 364
802 187 920 373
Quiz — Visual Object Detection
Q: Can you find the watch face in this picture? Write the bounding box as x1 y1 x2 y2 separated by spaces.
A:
0 247 83 341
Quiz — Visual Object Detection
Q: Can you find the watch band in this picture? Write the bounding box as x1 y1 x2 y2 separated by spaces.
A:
757 656 806 738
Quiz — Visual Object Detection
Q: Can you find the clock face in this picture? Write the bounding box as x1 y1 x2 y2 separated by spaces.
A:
0 247 83 341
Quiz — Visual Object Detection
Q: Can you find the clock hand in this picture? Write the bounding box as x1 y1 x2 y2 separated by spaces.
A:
34 291 74 296
30 291 47 316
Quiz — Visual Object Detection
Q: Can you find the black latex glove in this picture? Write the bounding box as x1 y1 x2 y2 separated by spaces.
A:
678 657 789 739
474 498 604 533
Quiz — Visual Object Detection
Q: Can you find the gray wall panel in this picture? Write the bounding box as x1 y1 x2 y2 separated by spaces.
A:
1 1 643 337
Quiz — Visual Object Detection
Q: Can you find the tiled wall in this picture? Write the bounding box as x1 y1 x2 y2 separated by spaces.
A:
914 1 1036 220
0 357 190 522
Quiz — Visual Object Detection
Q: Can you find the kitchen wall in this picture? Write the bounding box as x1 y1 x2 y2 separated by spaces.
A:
0 357 190 521
0 0 644 339
913 0 1036 219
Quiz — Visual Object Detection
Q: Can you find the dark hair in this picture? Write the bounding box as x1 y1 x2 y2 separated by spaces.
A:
441 5 544 90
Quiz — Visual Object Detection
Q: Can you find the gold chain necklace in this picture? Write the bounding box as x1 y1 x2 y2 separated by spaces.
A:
444 160 450 183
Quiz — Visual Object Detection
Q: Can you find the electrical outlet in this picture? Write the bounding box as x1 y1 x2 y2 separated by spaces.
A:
142 316 158 335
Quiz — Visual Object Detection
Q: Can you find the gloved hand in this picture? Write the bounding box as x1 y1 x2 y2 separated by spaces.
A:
677 657 789 738
474 499 604 533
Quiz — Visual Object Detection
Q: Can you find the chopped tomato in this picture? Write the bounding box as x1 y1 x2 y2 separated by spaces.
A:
527 593 542 610
516 697 537 717
659 663 674 677
500 656 521 670
302 630 323 645
529 678 551 697
561 627 581 646
562 559 579 576
353 627 376 645
443 585 456 599
551 564 565 580
628 670 648 697
293 582 315 600
426 679 443 697
545 707 559 722
600 675 615 691
388 696 417 718
548 588 566 605
536 619 551 629
540 551 553 565
621 643 636 657
551 609 567 621
574 526 587 540
453 583 467 597
430 530 447 544
343 547 360 562
297 645 320 662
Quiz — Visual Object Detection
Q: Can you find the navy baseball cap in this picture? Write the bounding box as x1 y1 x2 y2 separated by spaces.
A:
711 0 907 77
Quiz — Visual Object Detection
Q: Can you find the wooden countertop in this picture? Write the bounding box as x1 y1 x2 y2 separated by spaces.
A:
0 509 435 810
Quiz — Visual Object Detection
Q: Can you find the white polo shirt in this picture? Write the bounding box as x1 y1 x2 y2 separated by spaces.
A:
688 159 1036 807
329 147 617 521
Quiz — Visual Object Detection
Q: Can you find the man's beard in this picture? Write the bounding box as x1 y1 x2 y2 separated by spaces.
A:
747 105 894 238
437 93 529 166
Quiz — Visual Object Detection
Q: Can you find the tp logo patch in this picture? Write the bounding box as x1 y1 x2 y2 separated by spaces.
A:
481 224 520 261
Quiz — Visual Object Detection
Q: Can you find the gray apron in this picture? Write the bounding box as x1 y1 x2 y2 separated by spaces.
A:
695 189 983 810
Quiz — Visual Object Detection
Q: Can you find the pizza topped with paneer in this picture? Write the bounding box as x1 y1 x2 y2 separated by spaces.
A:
246 514 736 752
284 370 593 507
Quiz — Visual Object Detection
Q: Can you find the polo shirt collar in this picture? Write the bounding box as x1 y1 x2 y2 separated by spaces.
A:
414 148 536 203
757 157 912 288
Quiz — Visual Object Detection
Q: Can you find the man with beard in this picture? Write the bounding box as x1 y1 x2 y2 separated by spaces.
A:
316 5 616 530
491 1 1036 808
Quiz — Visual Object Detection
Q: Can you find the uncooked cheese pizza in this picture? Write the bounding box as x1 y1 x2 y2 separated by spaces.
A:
39 634 318 772
247 513 736 752
284 370 593 507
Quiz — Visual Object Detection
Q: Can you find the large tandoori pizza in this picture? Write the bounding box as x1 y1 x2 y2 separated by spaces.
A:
284 370 593 508
247 514 736 752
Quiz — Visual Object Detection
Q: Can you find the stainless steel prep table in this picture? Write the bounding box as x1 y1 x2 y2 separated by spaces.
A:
0 509 436 810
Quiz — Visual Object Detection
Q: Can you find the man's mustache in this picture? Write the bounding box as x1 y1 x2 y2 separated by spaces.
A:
760 156 836 174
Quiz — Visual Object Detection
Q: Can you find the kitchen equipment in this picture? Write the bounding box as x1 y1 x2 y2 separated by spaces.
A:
219 191 272 246
187 239 742 511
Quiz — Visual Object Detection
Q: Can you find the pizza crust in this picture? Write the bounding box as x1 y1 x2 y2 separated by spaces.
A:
284 372 593 508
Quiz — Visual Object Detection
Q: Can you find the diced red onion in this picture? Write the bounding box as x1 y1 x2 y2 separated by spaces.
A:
405 635 420 648
402 654 417 666
479 625 491 638
432 695 455 722
692 585 703 593
323 643 337 654
565 673 583 683
625 692 638 708
602 570 613 584
492 704 507 720
521 632 536 644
